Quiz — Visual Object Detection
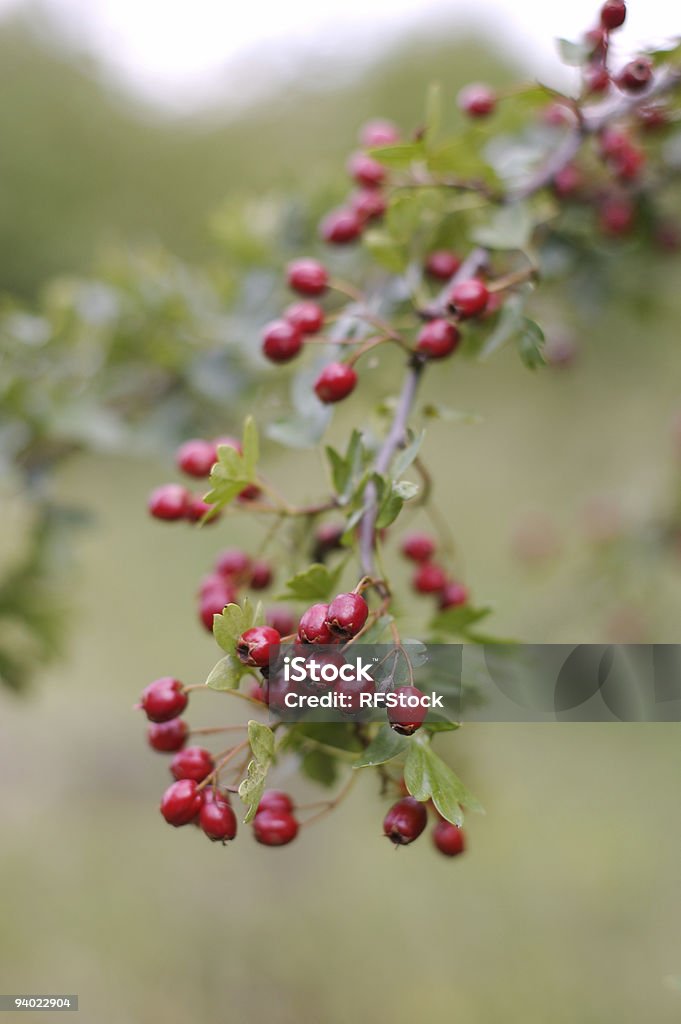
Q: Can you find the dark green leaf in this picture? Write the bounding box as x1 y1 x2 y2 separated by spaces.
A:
279 562 344 602
517 317 546 369
353 725 410 768
404 736 484 825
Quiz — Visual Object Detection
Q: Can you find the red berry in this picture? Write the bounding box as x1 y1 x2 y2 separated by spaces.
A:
170 746 214 783
148 484 190 521
599 196 635 236
200 798 237 841
284 301 324 335
612 144 646 181
433 820 466 857
249 680 266 703
351 189 387 223
287 258 329 296
314 363 357 403
413 562 447 594
600 0 626 30
185 495 220 523
147 718 188 753
401 532 436 563
599 128 631 159
584 65 610 95
298 603 335 644
253 809 299 846
425 250 462 280
238 484 261 502
160 779 203 827
249 560 273 590
265 606 297 636
553 164 583 197
199 588 234 632
326 592 369 638
638 105 668 131
262 319 303 364
449 279 489 318
257 790 294 814
176 439 217 478
312 522 345 561
359 119 400 147
214 435 242 454
439 581 470 609
320 208 363 245
584 27 608 59
333 671 375 715
388 685 427 736
383 796 428 845
347 151 386 188
215 549 251 580
541 102 576 127
617 57 653 93
416 319 461 360
140 677 187 723
236 626 281 668
458 83 496 118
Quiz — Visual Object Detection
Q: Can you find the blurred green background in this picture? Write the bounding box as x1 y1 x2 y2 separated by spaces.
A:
2 6 681 1023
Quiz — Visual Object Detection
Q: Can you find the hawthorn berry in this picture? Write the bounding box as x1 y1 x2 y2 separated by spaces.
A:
458 83 497 118
238 484 262 502
148 484 190 521
600 0 626 30
185 496 220 523
333 671 375 716
314 363 358 404
265 605 297 637
236 626 281 668
258 790 295 814
140 677 188 723
401 532 436 563
413 562 448 594
170 746 215 783
553 164 583 198
215 549 251 580
617 57 653 93
287 258 329 296
253 808 299 846
320 208 363 245
199 798 237 841
383 796 428 845
262 319 303 363
176 439 217 478
147 718 188 753
359 118 400 147
416 319 461 360
351 189 387 223
425 250 462 280
312 522 345 561
584 27 608 59
199 588 234 632
298 603 335 644
284 301 324 335
249 560 273 590
388 685 427 736
347 151 386 188
584 65 610 95
433 820 466 857
439 581 470 609
449 279 490 318
599 196 635 236
160 779 203 827
326 592 369 638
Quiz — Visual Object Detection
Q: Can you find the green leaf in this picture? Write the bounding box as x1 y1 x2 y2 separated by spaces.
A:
479 292 526 360
364 230 408 274
367 142 426 169
279 562 343 602
358 613 394 644
404 736 484 826
424 82 442 146
301 749 339 787
473 203 534 250
205 654 244 691
421 404 483 424
248 719 275 763
430 604 493 637
213 598 259 654
353 725 410 768
392 430 424 479
325 430 367 501
517 317 546 369
239 721 276 823
557 37 589 66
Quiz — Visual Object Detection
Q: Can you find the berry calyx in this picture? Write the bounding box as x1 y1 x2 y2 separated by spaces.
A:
413 562 448 594
262 319 303 364
326 592 369 638
298 603 335 644
147 718 188 753
314 363 358 404
388 685 428 735
236 626 281 668
600 0 626 30
284 301 324 335
287 258 329 296
433 820 466 857
458 83 497 118
449 279 490 318
383 796 428 845
176 439 217 478
199 798 237 842
148 484 190 521
249 560 274 591
359 119 400 147
617 57 653 93
160 779 203 827
170 746 215 783
320 208 363 245
439 581 470 609
140 677 188 723
347 151 386 188
257 790 294 814
416 319 461 360
425 250 462 280
253 809 299 846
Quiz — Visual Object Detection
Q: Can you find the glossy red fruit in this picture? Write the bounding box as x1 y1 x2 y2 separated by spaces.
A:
388 685 427 736
176 439 217 478
199 588 234 632
413 562 447 594
287 258 329 296
600 0 626 30
401 532 436 563
326 592 369 638
449 279 489 318
425 250 462 280
458 83 496 118
200 798 237 841
314 363 358 404
236 626 281 667
383 796 428 845
249 560 273 590
347 151 386 188
253 809 299 846
185 496 220 523
433 820 466 857
439 581 470 609
320 208 363 245
148 484 190 521
351 189 387 223
265 606 297 637
416 319 461 360
258 790 294 814
262 319 303 363
160 779 203 826
359 119 400 147
170 746 214 783
599 196 635 236
215 549 251 580
147 718 188 753
584 64 610 95
140 677 188 723
298 603 335 644
285 301 324 335
617 57 653 93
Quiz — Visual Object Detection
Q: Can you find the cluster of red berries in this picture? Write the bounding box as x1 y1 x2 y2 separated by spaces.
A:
197 548 276 632
400 531 469 611
383 795 466 857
